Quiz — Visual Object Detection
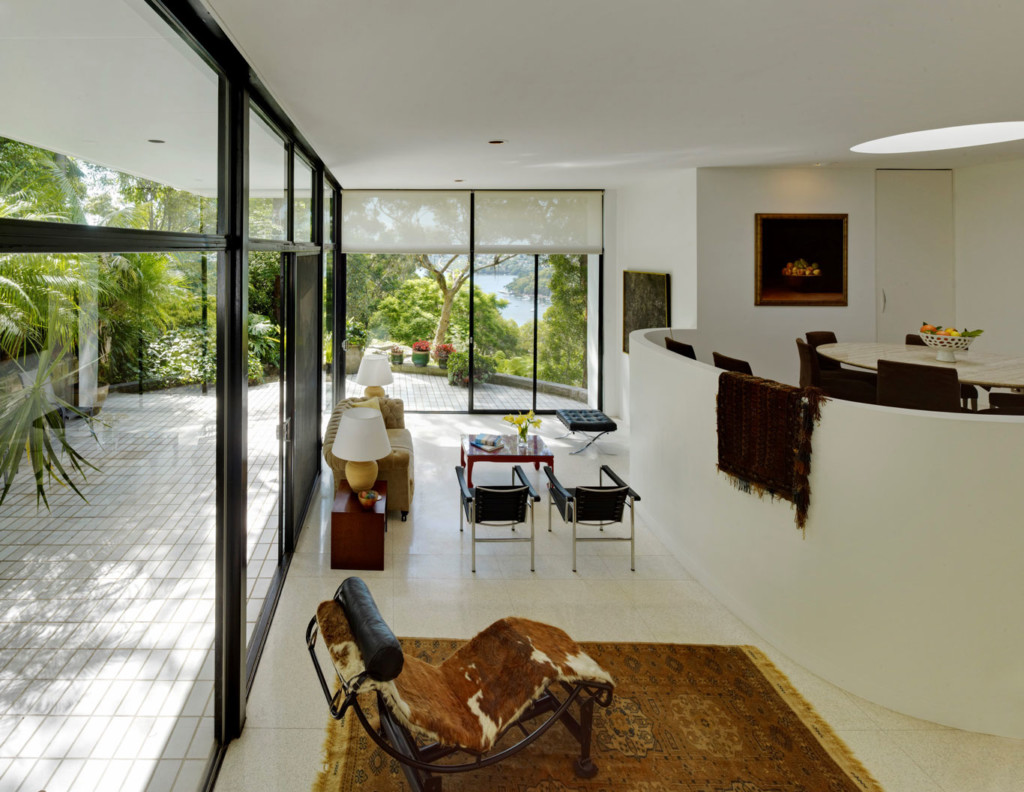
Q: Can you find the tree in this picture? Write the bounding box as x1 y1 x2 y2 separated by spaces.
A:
370 277 523 356
346 254 417 332
413 252 516 349
537 255 588 388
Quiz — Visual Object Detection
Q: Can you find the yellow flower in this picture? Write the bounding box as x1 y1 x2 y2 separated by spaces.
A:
503 411 541 439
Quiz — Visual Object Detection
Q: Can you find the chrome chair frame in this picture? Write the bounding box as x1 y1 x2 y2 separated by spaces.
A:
456 464 539 572
543 465 639 572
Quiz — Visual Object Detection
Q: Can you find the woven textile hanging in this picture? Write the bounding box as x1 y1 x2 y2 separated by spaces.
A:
716 372 826 530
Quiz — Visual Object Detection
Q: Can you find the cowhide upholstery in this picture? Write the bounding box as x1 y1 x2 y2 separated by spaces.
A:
316 600 613 753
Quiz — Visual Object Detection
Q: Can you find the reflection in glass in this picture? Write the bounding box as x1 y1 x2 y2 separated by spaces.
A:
0 248 217 790
248 110 287 239
0 136 217 232
324 186 334 245
245 250 281 644
294 156 313 242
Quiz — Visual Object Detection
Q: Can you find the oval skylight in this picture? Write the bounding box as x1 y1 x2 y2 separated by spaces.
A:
852 122 1024 154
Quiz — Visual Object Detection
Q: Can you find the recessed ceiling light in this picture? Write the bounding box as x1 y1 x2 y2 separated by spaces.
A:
852 122 1024 154
488 140 506 145
454 179 464 183
147 139 166 144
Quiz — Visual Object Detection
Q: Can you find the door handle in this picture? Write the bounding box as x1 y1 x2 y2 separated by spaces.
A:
882 289 886 313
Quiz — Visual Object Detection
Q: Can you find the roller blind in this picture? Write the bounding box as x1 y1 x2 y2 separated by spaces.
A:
340 190 604 254
341 190 471 253
474 191 604 254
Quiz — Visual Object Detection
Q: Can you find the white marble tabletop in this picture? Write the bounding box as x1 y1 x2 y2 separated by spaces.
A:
817 342 1024 388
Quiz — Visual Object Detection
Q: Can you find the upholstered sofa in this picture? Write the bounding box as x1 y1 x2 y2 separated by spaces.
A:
323 396 414 520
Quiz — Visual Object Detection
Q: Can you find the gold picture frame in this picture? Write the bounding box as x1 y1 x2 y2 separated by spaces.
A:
755 214 848 306
622 270 670 353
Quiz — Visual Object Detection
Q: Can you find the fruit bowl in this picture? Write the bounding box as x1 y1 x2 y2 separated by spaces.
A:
919 332 974 362
781 274 822 291
357 489 381 509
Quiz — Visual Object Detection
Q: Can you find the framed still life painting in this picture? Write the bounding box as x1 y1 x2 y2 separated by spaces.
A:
755 214 848 306
622 270 670 353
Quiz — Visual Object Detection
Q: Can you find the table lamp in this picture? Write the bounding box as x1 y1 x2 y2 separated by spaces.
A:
332 407 392 491
355 354 394 398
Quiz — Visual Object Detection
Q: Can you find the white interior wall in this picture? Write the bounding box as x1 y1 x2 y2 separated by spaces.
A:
953 159 1024 356
695 168 877 385
874 170 955 343
606 170 698 421
630 329 1024 739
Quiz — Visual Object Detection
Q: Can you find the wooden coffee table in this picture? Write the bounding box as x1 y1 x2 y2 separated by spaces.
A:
331 481 387 570
460 434 553 488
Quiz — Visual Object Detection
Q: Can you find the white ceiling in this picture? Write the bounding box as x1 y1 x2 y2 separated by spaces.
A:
200 0 1024 188
4 1 1024 194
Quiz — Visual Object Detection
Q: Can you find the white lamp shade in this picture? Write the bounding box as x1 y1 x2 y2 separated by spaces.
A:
355 355 394 387
332 407 392 462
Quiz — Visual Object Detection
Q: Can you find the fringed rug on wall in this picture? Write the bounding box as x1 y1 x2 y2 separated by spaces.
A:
313 639 884 792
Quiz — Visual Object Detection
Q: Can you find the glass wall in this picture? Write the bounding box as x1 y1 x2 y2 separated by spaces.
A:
248 113 287 240
245 251 281 646
293 156 313 243
344 253 469 411
0 3 225 789
0 250 217 791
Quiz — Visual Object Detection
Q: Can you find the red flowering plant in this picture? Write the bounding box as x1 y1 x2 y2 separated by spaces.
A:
433 343 455 359
412 340 431 352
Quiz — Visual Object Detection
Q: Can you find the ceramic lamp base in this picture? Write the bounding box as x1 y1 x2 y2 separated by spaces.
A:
363 385 386 398
345 459 378 492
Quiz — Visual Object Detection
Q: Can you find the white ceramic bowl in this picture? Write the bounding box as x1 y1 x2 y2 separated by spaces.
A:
919 332 974 362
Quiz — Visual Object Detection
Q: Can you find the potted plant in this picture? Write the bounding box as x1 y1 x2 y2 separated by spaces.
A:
389 345 404 366
446 351 496 387
345 319 367 375
411 340 431 367
434 343 455 370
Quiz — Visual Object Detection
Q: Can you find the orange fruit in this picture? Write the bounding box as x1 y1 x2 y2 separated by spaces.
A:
920 324 937 333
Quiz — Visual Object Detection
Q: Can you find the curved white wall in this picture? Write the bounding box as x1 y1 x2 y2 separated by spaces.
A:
630 329 1024 738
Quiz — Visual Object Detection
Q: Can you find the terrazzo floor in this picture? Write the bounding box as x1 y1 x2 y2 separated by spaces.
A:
212 412 1024 792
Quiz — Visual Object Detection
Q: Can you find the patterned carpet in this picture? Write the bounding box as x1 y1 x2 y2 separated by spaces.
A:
314 640 883 792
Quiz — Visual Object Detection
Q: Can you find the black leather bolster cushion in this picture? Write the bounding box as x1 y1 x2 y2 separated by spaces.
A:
338 577 404 681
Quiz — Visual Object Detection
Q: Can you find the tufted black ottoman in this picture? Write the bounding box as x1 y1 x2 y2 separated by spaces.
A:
555 409 618 454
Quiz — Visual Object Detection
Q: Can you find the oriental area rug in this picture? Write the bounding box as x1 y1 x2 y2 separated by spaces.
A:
313 640 884 792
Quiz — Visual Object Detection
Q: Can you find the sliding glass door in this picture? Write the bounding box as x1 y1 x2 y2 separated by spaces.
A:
469 253 590 412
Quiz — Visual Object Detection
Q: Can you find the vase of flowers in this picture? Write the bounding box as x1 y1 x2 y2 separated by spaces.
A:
389 345 404 366
503 410 541 450
411 340 431 367
434 342 455 370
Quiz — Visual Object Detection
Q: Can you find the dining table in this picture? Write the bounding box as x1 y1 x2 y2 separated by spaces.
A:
817 342 1024 389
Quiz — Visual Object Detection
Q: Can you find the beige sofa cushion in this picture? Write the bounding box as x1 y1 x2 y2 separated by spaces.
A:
324 396 414 513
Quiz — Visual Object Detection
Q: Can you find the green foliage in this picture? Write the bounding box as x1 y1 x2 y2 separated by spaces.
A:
0 335 96 510
537 255 588 388
446 351 496 386
345 317 367 349
248 251 280 322
370 279 442 345
144 326 216 385
494 352 533 377
346 254 418 330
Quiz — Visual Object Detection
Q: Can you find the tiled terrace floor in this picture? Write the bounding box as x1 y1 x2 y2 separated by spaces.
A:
0 370 589 791
341 368 588 411
0 381 280 792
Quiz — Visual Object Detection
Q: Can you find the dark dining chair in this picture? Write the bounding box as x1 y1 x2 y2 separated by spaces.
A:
664 336 696 360
805 330 877 386
905 334 979 410
543 465 639 572
712 352 753 375
796 338 875 403
876 359 963 412
983 392 1024 415
456 464 540 573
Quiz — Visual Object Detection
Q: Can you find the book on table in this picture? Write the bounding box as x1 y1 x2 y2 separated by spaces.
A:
470 433 504 451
